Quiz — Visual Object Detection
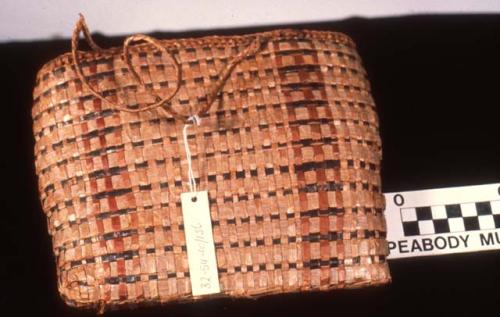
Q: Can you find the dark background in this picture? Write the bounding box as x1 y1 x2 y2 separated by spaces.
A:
1 14 499 316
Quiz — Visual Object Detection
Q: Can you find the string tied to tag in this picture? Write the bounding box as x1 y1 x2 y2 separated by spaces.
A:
182 115 201 195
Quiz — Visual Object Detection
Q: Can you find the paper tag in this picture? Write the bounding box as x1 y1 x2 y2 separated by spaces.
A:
181 191 220 296
385 183 500 259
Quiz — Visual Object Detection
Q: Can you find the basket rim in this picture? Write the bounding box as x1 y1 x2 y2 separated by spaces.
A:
36 28 356 77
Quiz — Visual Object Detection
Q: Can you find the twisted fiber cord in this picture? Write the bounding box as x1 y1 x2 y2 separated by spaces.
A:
74 13 103 52
72 15 268 121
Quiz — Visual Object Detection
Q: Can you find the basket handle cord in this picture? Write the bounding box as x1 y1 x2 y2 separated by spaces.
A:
71 14 267 121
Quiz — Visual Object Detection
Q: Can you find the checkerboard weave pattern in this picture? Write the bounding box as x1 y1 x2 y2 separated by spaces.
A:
32 18 390 311
401 201 500 236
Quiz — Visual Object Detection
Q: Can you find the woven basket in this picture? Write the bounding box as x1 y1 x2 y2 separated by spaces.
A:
32 15 391 312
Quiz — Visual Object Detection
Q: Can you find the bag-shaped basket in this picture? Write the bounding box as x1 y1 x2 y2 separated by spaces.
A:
32 15 390 312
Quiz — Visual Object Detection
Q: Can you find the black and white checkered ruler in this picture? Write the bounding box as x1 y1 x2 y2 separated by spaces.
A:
384 183 500 259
